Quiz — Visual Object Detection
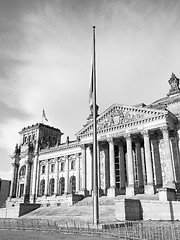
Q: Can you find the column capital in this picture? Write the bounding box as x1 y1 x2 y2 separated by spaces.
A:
141 129 149 137
75 153 80 157
25 159 33 165
160 125 169 134
80 144 86 150
12 162 19 167
124 133 131 141
107 137 114 144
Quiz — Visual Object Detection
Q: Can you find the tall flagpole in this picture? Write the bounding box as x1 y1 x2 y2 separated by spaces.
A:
92 26 99 225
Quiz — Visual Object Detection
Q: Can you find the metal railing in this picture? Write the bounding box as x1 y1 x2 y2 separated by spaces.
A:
0 218 180 239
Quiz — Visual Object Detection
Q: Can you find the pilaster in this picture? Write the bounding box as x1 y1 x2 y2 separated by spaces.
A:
54 157 59 196
44 159 49 196
64 156 69 194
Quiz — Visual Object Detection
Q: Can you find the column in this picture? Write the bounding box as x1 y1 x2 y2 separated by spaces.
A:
135 138 144 193
54 157 59 195
64 156 69 194
86 145 93 194
24 159 32 203
161 126 175 189
107 138 116 197
10 162 19 198
97 143 103 195
30 155 38 202
170 132 180 192
142 130 154 195
151 134 162 189
44 160 49 196
118 141 126 194
35 161 40 197
125 133 135 196
80 145 87 196
76 153 80 193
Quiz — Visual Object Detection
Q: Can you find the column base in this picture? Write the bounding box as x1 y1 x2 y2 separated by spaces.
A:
78 189 89 197
164 181 176 190
158 188 176 201
30 194 36 203
107 187 116 197
126 185 135 197
145 184 155 195
175 182 180 193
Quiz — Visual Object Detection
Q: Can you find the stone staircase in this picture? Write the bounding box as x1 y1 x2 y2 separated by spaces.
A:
20 196 116 222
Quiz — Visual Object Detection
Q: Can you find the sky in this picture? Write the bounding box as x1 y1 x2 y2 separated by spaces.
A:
1 0 180 180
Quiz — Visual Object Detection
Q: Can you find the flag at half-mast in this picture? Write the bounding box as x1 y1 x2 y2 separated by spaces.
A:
89 60 93 107
42 109 48 122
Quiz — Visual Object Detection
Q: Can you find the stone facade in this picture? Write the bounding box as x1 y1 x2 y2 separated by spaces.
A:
7 73 180 206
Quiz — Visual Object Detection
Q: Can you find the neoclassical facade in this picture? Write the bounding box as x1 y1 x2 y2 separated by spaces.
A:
8 73 180 205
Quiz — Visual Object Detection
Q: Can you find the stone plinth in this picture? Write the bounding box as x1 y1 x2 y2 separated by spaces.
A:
158 188 176 201
107 187 116 197
115 199 142 221
115 198 180 221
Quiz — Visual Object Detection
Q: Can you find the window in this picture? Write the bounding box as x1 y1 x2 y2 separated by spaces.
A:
60 162 65 171
32 133 35 141
40 179 45 196
28 135 31 143
19 184 24 197
59 177 65 195
19 166 26 178
23 136 27 144
70 176 76 194
49 178 55 196
70 160 75 170
50 164 55 173
42 165 45 174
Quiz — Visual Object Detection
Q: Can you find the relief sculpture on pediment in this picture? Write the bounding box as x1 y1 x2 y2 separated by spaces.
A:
97 108 144 130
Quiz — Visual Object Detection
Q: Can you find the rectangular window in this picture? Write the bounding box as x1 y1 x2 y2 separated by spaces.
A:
51 164 55 173
70 160 75 170
60 162 65 171
42 165 45 174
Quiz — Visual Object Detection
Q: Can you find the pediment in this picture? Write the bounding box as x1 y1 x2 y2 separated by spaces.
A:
76 104 169 137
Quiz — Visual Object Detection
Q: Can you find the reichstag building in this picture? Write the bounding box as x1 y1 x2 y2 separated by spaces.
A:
8 73 180 206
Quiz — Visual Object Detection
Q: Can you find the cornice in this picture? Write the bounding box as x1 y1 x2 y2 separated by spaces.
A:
39 142 81 155
78 113 167 139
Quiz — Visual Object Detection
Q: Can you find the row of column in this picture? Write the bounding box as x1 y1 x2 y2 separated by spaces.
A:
107 127 176 197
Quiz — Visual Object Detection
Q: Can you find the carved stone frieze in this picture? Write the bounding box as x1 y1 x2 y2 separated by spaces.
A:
97 108 144 130
76 104 168 139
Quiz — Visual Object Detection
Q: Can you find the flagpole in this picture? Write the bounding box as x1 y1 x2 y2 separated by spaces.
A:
92 26 99 225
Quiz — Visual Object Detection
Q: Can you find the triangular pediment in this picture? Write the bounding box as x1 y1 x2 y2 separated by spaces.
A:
76 104 169 137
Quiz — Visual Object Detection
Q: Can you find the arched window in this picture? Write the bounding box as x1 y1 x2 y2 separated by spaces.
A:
40 179 45 196
59 177 65 195
70 176 76 194
49 178 55 196
19 165 26 178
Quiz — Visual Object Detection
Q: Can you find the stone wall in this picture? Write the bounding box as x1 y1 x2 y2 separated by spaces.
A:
115 199 180 221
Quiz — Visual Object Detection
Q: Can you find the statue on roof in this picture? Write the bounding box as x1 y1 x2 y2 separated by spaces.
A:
167 72 180 96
